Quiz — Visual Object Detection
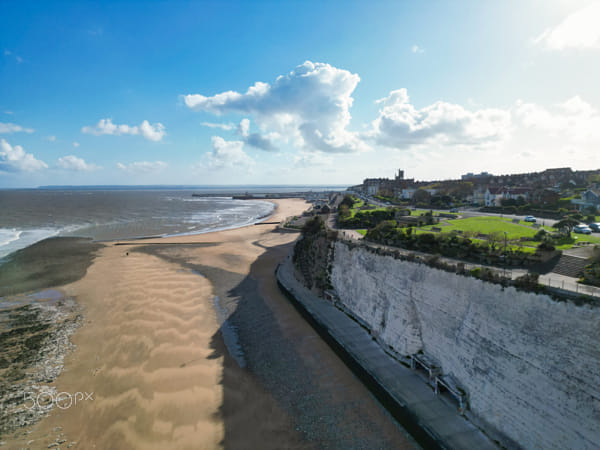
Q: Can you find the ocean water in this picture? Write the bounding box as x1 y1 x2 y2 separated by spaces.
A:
0 188 289 259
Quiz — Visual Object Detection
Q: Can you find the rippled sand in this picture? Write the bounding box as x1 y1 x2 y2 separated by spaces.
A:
7 199 418 449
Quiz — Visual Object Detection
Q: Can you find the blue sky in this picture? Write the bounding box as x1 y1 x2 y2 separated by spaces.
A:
1 0 600 187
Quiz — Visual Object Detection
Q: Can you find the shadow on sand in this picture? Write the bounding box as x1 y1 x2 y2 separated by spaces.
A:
137 235 416 449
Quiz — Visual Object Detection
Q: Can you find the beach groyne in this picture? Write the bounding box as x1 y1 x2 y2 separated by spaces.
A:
281 235 600 449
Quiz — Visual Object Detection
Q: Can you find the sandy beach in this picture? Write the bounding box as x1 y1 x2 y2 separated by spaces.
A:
3 199 417 449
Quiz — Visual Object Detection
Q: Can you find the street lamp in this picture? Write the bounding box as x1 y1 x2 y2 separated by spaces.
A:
503 231 508 278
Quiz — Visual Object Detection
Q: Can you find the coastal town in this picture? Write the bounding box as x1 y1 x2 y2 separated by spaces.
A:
291 166 600 297
349 166 600 211
285 168 600 449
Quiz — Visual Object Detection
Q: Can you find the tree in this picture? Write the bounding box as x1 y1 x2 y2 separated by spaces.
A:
413 189 431 205
486 231 504 252
553 218 579 237
302 216 325 235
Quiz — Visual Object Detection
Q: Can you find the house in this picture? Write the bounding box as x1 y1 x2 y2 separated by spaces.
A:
572 189 600 211
530 188 560 206
400 188 417 199
485 187 530 206
472 187 486 206
503 187 530 202
485 187 504 206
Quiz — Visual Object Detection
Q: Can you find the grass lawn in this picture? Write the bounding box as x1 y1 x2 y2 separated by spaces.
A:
420 216 547 240
417 215 600 251
347 198 365 218
356 229 367 236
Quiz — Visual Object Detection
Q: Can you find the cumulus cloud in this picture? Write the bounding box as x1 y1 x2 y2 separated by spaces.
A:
201 121 235 130
183 61 368 153
514 95 600 142
73 142 80 147
202 136 254 170
237 118 278 151
0 139 47 172
369 89 511 149
57 155 99 171
411 45 425 54
82 118 166 141
534 2 600 50
116 161 168 173
47 135 56 142
0 122 34 134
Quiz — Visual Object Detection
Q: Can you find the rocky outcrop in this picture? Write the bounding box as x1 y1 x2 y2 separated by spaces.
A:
330 242 600 450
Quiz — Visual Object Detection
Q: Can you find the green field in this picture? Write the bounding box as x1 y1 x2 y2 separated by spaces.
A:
420 216 548 239
418 215 600 251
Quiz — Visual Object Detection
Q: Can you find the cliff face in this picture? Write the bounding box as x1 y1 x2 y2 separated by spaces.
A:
330 242 600 449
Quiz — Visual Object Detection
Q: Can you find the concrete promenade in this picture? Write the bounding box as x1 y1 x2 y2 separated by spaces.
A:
276 256 498 450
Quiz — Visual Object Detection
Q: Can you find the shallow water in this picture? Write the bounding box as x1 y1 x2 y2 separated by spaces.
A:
0 189 276 258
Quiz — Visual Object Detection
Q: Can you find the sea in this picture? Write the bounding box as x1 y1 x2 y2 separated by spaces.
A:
0 186 344 260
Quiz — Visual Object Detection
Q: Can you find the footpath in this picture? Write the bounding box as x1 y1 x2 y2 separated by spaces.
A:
276 256 498 450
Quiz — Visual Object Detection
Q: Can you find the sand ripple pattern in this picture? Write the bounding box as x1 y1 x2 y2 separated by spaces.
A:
28 248 224 449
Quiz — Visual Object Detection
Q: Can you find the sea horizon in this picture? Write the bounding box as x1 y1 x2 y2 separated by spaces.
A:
1 184 350 191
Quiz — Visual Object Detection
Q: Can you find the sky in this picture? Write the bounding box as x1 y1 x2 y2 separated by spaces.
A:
1 0 600 188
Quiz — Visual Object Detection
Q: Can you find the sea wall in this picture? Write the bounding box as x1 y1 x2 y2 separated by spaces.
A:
330 241 600 449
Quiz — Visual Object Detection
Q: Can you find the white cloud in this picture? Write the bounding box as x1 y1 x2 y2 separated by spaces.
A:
139 120 166 141
411 44 425 54
534 2 600 50
514 95 600 142
201 121 235 130
237 118 278 151
0 122 34 134
82 118 166 141
202 136 254 170
47 135 56 142
294 151 333 168
3 49 23 63
73 141 80 147
116 161 168 173
57 155 99 171
184 61 368 153
370 88 511 149
0 139 47 172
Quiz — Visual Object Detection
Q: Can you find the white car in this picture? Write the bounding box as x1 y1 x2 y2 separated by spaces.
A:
524 215 536 222
574 225 592 235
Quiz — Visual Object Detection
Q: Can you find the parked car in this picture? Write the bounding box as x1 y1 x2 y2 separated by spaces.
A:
588 222 600 232
449 208 459 213
524 215 536 222
574 225 592 234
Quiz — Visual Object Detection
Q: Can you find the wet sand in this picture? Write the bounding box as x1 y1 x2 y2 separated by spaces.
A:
4 199 418 449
